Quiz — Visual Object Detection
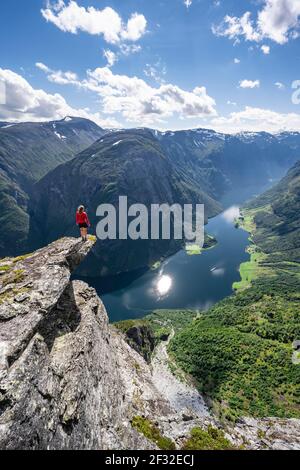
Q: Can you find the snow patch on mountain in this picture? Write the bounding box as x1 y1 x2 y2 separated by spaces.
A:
54 131 67 140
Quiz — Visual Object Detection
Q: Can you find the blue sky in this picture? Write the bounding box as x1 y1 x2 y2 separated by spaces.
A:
0 0 300 132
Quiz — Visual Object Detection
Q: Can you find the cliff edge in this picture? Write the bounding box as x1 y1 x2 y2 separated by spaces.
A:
0 238 165 450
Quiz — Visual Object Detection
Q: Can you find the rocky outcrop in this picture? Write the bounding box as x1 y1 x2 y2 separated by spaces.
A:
124 325 155 363
156 414 300 451
151 335 300 450
0 238 160 450
0 237 299 450
0 238 94 370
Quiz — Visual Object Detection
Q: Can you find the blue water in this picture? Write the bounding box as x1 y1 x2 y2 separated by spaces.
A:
82 206 250 322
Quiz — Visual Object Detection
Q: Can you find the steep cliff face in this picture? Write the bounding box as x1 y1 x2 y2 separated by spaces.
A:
0 238 299 450
0 238 162 450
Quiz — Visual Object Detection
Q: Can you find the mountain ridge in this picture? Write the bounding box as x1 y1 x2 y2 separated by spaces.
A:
0 117 106 256
2 116 300 274
28 125 300 276
29 129 221 276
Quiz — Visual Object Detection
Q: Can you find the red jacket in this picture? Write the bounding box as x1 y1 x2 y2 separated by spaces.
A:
76 211 91 226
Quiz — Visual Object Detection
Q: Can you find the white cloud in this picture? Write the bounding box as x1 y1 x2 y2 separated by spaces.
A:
103 50 117 68
184 0 192 8
213 0 300 45
2 68 300 135
213 12 261 42
41 1 147 45
275 81 285 90
0 68 119 127
37 63 217 125
120 44 141 56
87 68 217 123
211 106 300 133
0 81 6 105
36 62 78 85
257 0 300 44
144 61 167 84
239 79 260 89
234 58 240 64
121 13 147 42
261 44 270 54
101 44 142 68
227 100 237 106
102 44 142 68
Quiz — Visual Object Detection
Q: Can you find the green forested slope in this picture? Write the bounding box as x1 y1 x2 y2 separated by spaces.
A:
169 161 300 421
29 130 221 276
247 160 300 265
0 117 105 256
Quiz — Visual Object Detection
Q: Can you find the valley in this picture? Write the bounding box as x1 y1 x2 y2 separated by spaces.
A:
1 236 298 450
2 0 300 452
27 127 300 277
0 118 299 443
117 160 300 422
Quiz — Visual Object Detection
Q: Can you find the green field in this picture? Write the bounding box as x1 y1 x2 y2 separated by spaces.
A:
185 233 217 256
233 206 274 291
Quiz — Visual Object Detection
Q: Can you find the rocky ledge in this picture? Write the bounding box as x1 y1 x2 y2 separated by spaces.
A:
0 238 164 450
0 238 299 450
0 238 95 371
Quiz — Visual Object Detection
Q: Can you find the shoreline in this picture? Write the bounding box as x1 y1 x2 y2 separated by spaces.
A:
233 208 267 291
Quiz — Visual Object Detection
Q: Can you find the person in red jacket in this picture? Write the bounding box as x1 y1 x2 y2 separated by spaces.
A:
76 205 91 241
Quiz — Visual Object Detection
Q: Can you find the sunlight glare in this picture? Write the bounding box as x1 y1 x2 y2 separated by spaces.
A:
156 275 172 296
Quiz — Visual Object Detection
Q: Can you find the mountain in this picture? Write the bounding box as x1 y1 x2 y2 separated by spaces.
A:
246 159 300 264
156 129 300 199
29 129 221 276
1 237 299 450
28 127 300 276
0 117 105 256
167 162 300 421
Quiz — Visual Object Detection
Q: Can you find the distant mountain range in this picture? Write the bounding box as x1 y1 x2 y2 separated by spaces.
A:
29 126 300 275
29 129 221 275
156 128 300 199
1 116 300 273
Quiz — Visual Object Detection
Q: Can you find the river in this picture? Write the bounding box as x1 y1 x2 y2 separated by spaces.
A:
82 205 250 322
